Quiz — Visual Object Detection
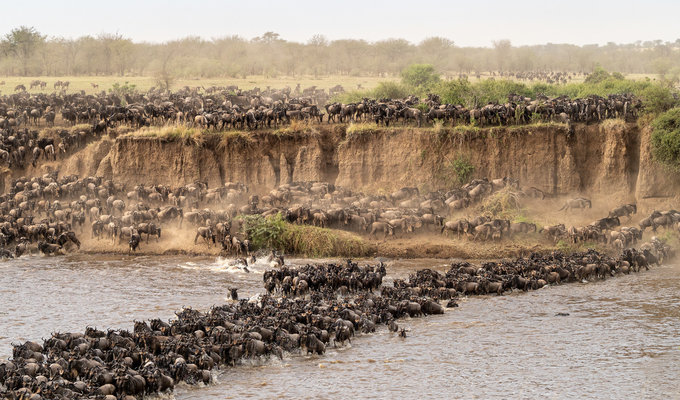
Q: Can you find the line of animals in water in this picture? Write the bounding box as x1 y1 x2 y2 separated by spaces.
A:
0 236 672 399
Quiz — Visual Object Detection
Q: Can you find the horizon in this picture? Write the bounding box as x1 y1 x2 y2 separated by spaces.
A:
2 0 679 47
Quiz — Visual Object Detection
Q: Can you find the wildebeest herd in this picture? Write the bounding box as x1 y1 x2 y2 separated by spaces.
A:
1 165 677 260
0 125 104 172
0 235 671 399
0 173 517 257
0 83 640 138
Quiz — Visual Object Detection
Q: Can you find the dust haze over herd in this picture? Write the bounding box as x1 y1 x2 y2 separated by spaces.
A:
2 0 679 46
2 2 680 400
0 0 679 77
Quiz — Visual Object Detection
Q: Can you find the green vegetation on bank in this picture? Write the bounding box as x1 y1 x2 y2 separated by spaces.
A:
334 64 679 115
651 107 680 171
242 214 372 257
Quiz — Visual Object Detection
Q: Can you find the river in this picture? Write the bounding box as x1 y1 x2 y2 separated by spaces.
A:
1 254 679 399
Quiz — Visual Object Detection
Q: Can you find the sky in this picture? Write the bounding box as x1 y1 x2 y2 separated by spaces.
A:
1 0 678 47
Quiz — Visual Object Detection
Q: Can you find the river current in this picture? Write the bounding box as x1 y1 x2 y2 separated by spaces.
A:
1 254 678 399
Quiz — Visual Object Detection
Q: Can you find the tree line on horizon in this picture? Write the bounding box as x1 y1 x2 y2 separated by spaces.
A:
1 27 680 82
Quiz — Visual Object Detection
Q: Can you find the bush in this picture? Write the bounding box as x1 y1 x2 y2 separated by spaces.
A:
641 84 677 114
331 82 410 104
434 78 475 106
433 78 533 108
415 103 429 113
451 155 475 185
651 107 680 170
241 213 287 250
334 71 677 117
401 64 440 92
584 66 613 84
109 81 138 101
372 81 409 99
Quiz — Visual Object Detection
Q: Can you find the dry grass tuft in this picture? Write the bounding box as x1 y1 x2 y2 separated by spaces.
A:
284 224 373 257
599 118 626 132
125 125 208 146
480 187 523 219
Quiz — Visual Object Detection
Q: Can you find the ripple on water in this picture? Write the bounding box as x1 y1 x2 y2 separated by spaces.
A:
1 256 680 399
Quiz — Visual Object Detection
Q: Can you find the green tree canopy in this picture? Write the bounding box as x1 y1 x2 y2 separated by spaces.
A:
401 64 441 91
652 108 680 170
584 66 613 84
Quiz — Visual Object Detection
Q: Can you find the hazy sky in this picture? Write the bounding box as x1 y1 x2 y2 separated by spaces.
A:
2 0 678 47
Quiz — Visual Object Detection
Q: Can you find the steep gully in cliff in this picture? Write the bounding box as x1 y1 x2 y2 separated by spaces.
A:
12 122 679 203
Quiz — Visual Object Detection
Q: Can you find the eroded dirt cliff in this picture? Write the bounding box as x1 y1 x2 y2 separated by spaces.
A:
11 121 680 202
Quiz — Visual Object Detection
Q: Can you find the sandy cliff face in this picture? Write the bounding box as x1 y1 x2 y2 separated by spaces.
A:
108 137 223 188
12 122 680 202
635 124 680 200
335 122 645 198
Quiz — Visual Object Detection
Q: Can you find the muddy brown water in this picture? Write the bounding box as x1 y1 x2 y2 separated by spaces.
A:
1 255 679 399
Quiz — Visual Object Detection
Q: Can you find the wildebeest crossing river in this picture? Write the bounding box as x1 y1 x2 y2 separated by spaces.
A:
1 255 679 399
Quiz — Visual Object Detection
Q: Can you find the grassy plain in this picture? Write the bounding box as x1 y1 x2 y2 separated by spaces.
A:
0 72 660 96
0 75 392 95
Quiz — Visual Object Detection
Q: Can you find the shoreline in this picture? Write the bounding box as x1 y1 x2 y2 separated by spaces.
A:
73 235 570 259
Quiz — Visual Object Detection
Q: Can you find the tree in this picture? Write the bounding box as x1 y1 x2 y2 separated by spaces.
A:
492 39 512 73
55 38 80 75
98 33 132 75
307 34 328 77
155 42 178 90
254 32 281 44
401 64 441 92
419 37 454 68
3 26 45 76
584 66 611 84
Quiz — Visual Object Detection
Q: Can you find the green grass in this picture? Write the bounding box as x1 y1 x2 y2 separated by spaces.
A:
273 119 317 136
599 118 627 131
506 121 567 131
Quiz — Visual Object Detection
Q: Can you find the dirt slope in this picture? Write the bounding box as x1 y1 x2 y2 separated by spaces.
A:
7 121 680 204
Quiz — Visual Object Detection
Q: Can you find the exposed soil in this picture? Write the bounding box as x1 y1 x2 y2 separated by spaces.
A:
8 121 680 259
8 121 680 199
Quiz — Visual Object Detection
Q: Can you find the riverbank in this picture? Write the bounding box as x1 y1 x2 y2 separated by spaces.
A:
9 120 680 202
76 224 601 260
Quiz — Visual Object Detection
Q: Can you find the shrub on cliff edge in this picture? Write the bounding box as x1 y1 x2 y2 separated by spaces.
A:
651 107 680 170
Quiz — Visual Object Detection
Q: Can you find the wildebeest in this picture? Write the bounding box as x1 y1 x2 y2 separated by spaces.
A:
609 203 636 220
558 197 591 212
